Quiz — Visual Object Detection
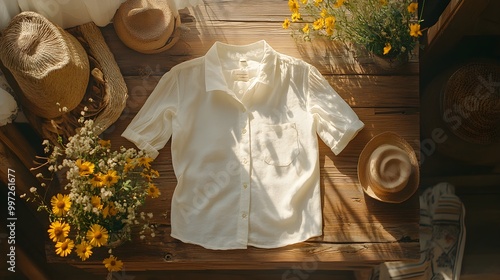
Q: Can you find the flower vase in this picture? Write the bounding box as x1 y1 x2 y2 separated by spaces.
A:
106 224 131 248
371 52 409 72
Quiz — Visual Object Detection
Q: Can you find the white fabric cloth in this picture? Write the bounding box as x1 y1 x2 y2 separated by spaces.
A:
0 0 21 30
168 0 203 12
0 87 18 126
374 182 466 280
122 40 364 250
0 0 204 30
14 0 125 28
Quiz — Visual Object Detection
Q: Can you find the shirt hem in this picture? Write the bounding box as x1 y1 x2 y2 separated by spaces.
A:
170 231 322 250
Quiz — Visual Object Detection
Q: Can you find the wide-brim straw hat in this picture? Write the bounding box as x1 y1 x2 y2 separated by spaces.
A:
421 59 500 165
0 11 89 119
113 0 181 54
358 132 420 203
442 62 500 145
0 12 127 143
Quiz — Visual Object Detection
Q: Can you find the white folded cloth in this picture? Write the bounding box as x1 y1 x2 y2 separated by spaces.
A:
0 0 204 30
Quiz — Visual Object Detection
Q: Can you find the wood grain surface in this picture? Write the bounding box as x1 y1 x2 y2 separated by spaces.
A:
45 0 420 274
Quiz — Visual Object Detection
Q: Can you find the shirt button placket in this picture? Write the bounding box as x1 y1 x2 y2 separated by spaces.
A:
237 112 251 245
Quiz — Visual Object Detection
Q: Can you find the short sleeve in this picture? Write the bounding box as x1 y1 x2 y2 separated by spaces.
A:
306 65 364 155
121 70 179 159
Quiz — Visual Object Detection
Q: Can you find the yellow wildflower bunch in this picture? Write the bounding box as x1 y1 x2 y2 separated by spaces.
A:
28 113 160 272
283 0 424 58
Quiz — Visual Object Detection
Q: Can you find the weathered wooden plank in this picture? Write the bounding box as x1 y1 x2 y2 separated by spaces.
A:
100 24 419 77
38 0 420 275
47 240 418 271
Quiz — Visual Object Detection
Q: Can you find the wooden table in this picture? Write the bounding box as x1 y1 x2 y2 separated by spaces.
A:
45 0 420 277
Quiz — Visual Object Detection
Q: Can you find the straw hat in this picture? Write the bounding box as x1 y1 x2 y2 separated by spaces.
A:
442 62 500 145
358 132 420 203
0 11 89 119
113 0 181 54
0 12 127 143
421 59 500 166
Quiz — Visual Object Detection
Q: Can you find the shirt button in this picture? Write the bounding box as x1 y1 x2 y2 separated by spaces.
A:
239 90 244 94
242 158 248 164
241 212 247 219
241 128 247 135
243 183 248 189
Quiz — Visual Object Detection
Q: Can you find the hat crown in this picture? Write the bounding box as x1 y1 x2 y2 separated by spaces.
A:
0 11 89 119
368 144 412 194
113 0 180 54
126 7 166 35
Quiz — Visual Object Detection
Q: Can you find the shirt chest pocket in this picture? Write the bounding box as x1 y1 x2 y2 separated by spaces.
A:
258 123 300 167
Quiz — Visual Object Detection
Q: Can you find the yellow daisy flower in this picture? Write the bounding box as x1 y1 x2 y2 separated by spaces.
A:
91 196 103 210
147 183 161 198
383 43 392 55
90 173 104 188
123 159 135 173
325 16 336 30
55 238 74 257
320 8 328 18
98 139 111 148
282 18 291 29
314 0 323 7
302 23 310 34
410 23 422 37
51 194 71 217
137 157 153 169
47 220 70 242
291 12 301 22
313 18 324 30
75 159 94 176
288 0 300 13
150 169 160 178
103 202 119 218
86 224 109 247
333 0 344 8
103 255 123 272
408 2 418 13
102 170 119 187
75 241 93 261
301 0 307 4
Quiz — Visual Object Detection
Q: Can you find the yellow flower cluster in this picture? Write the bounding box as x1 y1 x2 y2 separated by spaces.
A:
29 116 161 272
283 0 424 58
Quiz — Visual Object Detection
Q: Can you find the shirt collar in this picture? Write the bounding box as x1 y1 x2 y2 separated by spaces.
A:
204 40 278 92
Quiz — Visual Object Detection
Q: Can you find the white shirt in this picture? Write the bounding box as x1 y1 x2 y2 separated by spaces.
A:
122 40 364 250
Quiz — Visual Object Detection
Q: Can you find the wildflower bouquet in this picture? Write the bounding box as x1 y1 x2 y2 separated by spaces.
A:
283 0 424 59
28 113 160 272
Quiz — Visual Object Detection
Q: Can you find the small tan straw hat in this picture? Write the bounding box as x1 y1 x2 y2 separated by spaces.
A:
0 12 127 143
113 0 181 54
358 132 420 203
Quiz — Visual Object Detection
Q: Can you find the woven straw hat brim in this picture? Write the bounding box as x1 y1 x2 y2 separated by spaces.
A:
358 132 420 203
113 0 180 54
73 22 128 136
0 11 89 119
